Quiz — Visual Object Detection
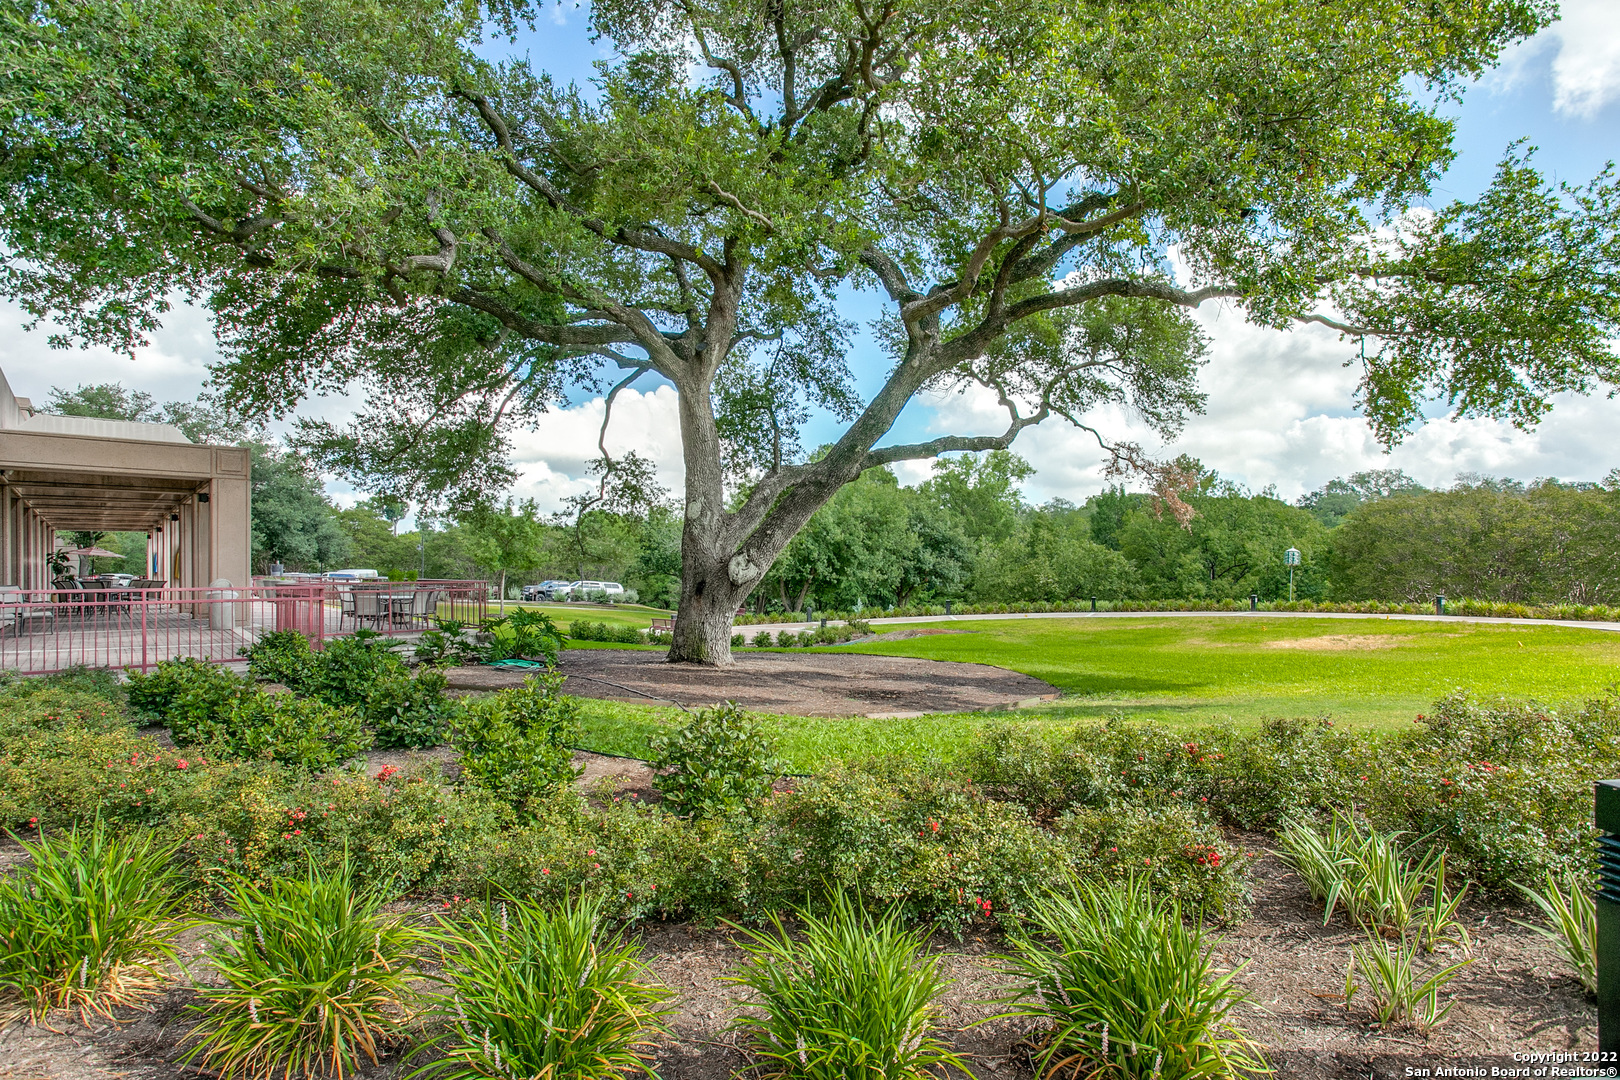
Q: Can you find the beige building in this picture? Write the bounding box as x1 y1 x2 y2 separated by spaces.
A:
0 368 251 591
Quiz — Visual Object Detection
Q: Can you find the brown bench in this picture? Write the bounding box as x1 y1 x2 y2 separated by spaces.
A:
651 617 673 632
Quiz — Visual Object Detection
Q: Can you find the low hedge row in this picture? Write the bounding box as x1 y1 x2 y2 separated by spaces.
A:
733 597 1620 624
4 671 1610 929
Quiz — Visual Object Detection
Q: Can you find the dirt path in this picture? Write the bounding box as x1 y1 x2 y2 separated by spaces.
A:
445 648 1059 718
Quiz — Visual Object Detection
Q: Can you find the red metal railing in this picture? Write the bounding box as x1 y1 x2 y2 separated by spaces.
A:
0 581 489 675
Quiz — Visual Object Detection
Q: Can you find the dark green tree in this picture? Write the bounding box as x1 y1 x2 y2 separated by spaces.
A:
5 0 1617 661
250 449 351 572
1297 469 1427 528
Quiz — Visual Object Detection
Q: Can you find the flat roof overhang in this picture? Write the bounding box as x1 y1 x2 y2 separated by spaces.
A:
0 429 250 532
2 469 203 530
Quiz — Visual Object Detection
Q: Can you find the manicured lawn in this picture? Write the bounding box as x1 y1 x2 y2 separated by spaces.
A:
503 601 672 632
571 616 1620 770
835 616 1620 731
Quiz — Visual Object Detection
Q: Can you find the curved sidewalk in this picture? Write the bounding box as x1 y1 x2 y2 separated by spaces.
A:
741 608 1620 635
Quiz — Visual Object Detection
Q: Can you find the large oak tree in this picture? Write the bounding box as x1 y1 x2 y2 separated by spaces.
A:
3 0 1617 661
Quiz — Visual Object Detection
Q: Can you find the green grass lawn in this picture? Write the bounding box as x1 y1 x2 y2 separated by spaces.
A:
571 615 1620 771
838 616 1620 731
499 601 672 631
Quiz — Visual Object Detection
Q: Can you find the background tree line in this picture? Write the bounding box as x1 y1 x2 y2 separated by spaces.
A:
47 382 1620 610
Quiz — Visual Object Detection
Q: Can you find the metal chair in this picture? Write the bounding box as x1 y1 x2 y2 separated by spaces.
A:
407 589 440 628
339 590 356 629
353 589 387 629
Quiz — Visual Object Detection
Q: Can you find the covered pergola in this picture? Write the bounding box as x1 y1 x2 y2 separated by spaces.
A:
0 369 251 591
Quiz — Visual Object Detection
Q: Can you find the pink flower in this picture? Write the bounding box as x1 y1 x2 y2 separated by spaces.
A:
176 759 189 769
541 868 550 875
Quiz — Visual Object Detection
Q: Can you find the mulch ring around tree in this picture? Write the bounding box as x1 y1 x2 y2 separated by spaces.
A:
444 647 1059 718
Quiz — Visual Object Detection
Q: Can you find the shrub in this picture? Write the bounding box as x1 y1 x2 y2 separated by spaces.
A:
775 630 795 648
125 657 253 741
795 630 814 647
610 623 645 645
365 667 461 749
752 631 774 648
997 877 1265 1079
414 894 672 1080
302 631 407 706
1056 803 1252 923
730 632 745 647
217 693 371 769
0 820 189 1025
184 858 430 1080
1514 871 1596 995
452 674 582 808
1357 692 1620 889
647 703 782 819
239 629 315 687
727 891 967 1080
766 764 1067 932
0 682 130 741
569 620 609 642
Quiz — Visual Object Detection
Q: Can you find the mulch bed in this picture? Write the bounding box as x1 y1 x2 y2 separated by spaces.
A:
0 842 1592 1080
445 647 1060 718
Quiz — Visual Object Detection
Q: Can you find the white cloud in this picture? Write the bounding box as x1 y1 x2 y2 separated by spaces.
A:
506 384 686 513
1490 0 1620 118
1547 0 1620 118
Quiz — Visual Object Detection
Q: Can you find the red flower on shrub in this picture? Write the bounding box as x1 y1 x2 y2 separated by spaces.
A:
375 764 400 782
176 759 188 769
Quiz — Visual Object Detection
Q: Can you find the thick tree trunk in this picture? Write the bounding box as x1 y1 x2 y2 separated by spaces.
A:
668 545 748 663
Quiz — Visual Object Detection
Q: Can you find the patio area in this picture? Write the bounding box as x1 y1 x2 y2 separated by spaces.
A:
0 582 489 675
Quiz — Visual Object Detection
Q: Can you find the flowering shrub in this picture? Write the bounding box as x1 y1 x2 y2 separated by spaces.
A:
1357 692 1620 889
1056 803 1252 922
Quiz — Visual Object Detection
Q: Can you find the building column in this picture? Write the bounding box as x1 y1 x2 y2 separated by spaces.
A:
208 478 251 587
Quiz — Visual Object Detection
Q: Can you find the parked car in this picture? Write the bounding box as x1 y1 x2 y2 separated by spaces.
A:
564 580 625 601
521 580 574 601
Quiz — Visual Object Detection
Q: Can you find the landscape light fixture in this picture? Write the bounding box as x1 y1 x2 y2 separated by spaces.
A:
1283 547 1301 602
1594 780 1620 1051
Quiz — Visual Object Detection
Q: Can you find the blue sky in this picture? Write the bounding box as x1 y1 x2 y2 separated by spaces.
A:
1 1 1616 511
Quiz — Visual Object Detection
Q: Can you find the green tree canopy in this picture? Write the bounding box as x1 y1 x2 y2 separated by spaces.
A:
4 0 1616 660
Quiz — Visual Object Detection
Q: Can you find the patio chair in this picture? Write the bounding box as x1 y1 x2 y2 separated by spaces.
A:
79 579 107 616
0 585 55 636
353 589 387 630
338 590 356 629
407 589 440 628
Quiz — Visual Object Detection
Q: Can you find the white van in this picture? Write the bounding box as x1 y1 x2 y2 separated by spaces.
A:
567 580 625 599
324 569 381 581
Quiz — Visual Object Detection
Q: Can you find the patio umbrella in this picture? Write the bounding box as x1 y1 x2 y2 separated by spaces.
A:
65 546 123 558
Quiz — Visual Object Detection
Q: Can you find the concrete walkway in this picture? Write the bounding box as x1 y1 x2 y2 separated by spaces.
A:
739 608 1620 635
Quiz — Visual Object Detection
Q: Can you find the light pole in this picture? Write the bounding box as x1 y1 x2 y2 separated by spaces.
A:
1284 547 1301 602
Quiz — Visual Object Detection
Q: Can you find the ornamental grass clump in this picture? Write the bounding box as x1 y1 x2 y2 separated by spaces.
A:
997 877 1266 1079
0 819 189 1025
183 857 429 1080
412 893 672 1080
1513 870 1596 995
726 890 967 1080
1344 931 1472 1032
1278 811 1444 935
